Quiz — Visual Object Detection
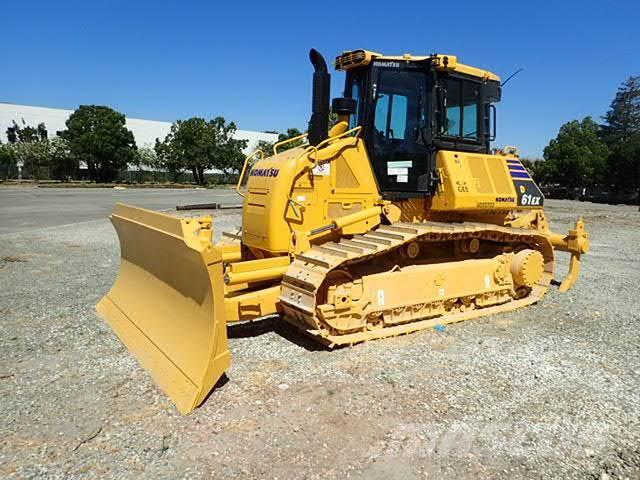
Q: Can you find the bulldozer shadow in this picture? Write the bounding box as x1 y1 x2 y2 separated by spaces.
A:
200 318 326 407
227 315 328 352
199 373 231 406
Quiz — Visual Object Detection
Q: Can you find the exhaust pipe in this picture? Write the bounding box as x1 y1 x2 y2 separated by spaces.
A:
308 48 330 146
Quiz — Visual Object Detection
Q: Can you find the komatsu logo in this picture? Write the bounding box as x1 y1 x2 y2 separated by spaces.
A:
373 60 401 68
495 196 515 203
251 168 279 178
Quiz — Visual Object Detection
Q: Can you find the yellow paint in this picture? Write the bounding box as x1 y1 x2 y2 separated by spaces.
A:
335 49 500 82
224 256 291 285
242 133 381 253
431 150 520 211
224 285 281 322
96 204 229 414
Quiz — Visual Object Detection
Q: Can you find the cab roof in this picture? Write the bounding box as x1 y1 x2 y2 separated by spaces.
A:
335 49 501 83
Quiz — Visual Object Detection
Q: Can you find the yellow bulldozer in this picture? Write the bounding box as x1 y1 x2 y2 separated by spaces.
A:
97 48 589 414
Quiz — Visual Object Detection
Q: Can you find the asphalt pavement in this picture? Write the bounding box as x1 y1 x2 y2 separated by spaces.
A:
0 186 242 234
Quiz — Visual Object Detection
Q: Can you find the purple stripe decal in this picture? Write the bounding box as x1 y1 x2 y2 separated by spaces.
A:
508 165 528 172
506 159 521 164
510 171 531 179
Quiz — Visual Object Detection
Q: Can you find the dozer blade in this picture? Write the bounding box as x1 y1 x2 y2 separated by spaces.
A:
96 204 230 414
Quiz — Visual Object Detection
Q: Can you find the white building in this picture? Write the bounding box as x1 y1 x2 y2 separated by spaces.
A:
0 102 278 153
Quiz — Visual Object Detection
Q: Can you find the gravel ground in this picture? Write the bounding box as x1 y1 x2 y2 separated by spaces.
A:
1 199 639 479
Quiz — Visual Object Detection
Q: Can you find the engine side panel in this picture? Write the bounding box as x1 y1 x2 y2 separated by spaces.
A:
242 138 381 253
431 151 544 212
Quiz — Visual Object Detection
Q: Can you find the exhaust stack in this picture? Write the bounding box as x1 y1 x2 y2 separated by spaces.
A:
308 48 330 146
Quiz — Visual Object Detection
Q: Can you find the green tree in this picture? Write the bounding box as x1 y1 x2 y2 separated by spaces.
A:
530 158 557 185
156 117 247 185
602 76 640 145
156 117 211 184
257 118 341 156
0 143 17 180
218 136 248 176
256 139 275 155
60 105 137 183
7 120 47 144
519 158 549 184
154 138 186 182
11 141 50 180
37 123 48 141
3 121 46 179
136 146 158 169
541 117 609 188
47 137 78 181
275 128 305 151
607 132 640 195
16 122 39 143
128 146 158 182
1 122 75 180
255 127 307 156
601 76 640 200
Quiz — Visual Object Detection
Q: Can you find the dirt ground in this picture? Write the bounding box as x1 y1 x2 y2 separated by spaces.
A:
1 198 639 479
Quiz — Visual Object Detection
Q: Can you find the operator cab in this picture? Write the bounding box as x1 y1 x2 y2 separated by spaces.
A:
333 50 502 198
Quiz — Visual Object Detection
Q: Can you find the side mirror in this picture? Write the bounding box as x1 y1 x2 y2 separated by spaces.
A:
331 97 357 116
483 81 501 102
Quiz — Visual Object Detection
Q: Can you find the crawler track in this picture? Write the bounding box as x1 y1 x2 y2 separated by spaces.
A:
280 221 555 346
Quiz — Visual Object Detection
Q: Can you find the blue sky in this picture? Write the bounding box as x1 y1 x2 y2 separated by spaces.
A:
4 0 639 157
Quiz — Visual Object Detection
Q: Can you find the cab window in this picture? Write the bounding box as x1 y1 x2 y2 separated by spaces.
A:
374 92 408 140
443 77 480 140
346 71 365 130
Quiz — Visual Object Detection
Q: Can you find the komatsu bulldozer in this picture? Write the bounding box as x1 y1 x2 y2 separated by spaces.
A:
97 48 589 414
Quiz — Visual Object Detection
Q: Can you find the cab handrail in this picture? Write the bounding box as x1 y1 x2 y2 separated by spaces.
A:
302 126 362 167
236 149 264 197
273 133 308 155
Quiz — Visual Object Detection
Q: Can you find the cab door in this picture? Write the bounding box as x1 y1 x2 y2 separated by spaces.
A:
365 63 432 195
